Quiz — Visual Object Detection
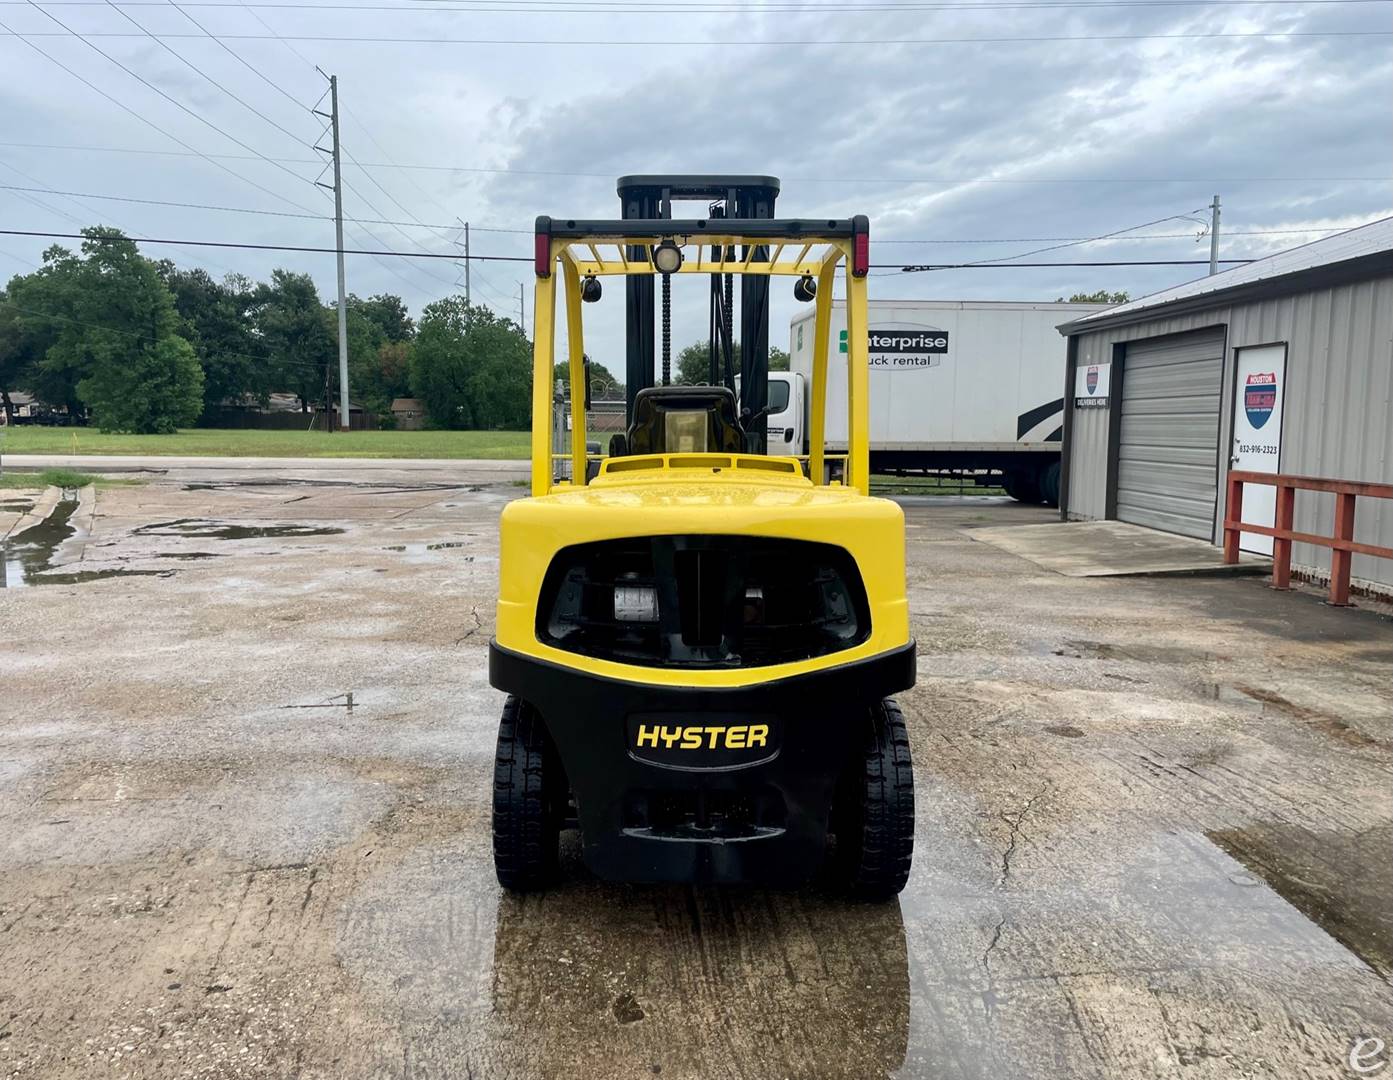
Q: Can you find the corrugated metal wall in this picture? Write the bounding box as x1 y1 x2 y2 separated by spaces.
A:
1064 273 1393 589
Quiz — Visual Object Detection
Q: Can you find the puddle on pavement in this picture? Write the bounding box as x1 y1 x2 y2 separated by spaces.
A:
1210 823 1393 978
381 541 471 555
1200 683 1264 706
1 494 172 588
133 518 346 540
182 479 478 495
1057 639 1223 663
1201 682 1389 749
1 499 36 513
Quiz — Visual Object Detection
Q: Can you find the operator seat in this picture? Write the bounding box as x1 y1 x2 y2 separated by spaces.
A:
610 385 747 457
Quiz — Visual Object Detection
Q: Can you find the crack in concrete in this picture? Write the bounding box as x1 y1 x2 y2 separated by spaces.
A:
455 606 483 647
980 914 1009 1021
997 782 1049 888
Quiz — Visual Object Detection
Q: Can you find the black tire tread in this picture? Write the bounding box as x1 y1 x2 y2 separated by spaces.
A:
492 695 561 891
837 698 915 900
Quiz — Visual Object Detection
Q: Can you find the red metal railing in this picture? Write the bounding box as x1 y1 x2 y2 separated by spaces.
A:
1223 470 1393 605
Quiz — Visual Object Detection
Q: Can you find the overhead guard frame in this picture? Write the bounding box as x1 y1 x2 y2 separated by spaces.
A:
529 216 871 502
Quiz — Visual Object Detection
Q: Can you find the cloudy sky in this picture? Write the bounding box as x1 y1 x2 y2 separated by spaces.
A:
1 0 1390 373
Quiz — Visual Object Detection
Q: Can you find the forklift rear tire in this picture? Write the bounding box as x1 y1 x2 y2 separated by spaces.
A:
832 698 915 901
492 696 564 892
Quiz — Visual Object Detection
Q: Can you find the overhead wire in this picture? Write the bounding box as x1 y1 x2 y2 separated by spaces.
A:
0 24 328 213
160 0 319 112
949 209 1214 267
0 166 242 276
0 228 1260 267
15 0 318 198
5 27 1386 41
0 143 1383 187
7 0 1390 7
0 183 1368 244
88 0 312 151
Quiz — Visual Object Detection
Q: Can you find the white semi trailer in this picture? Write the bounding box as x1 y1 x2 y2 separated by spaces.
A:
777 299 1106 504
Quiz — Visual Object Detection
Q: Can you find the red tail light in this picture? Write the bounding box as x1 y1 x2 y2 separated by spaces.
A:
851 215 870 278
535 234 551 278
534 215 552 278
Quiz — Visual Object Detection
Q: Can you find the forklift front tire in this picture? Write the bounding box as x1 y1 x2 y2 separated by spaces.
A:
492 695 564 892
832 698 915 901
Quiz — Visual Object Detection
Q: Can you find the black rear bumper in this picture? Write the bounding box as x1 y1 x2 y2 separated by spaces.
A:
488 641 916 885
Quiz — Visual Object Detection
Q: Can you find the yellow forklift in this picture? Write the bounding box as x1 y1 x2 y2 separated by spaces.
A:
489 176 915 898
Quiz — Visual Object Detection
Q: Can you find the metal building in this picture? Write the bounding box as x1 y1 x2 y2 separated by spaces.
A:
1057 216 1393 593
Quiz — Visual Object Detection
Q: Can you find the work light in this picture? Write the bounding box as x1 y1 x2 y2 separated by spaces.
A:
652 239 683 276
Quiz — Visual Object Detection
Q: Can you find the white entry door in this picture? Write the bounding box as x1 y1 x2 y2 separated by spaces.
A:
1230 344 1287 555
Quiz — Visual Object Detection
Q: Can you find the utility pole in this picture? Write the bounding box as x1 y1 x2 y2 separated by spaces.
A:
315 70 351 431
1208 194 1222 276
464 222 471 309
519 282 526 336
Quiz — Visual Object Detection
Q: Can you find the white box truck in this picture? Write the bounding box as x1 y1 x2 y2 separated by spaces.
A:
778 299 1105 504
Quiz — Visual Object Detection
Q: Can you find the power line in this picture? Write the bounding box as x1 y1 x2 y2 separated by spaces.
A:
161 0 317 113
876 228 1353 242
1 228 1262 268
0 165 243 276
2 142 1384 187
889 258 1253 270
5 28 1385 42
338 175 460 288
341 119 459 223
0 229 531 260
960 208 1211 266
7 0 1389 7
15 2 316 190
4 183 1361 243
88 0 312 151
0 24 324 213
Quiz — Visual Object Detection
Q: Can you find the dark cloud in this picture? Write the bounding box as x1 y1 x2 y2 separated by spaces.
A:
2 0 1389 367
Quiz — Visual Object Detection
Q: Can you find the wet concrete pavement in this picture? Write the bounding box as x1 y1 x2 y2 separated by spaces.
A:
0 474 1389 1078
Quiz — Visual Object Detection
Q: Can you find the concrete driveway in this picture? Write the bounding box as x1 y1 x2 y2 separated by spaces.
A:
0 474 1389 1078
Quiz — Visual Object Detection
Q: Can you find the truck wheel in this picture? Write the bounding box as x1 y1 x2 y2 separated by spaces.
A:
1040 461 1061 507
492 696 565 892
832 698 915 900
1004 471 1041 504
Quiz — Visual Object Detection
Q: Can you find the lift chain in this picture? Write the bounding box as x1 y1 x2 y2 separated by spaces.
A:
662 272 672 386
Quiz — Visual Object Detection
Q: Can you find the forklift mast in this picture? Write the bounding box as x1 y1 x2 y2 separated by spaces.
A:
617 175 780 455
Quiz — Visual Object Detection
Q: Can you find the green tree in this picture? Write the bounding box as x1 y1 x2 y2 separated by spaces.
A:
344 293 414 418
18 228 203 432
3 248 86 417
1059 290 1130 304
79 334 203 433
410 299 531 429
1 275 65 420
252 270 335 411
675 340 789 384
159 265 261 418
553 357 623 399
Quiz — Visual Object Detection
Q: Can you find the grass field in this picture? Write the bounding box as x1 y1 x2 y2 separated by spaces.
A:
0 427 531 459
869 473 1007 497
0 468 142 489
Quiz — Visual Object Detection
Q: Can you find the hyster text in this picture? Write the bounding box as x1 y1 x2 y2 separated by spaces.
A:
635 724 770 751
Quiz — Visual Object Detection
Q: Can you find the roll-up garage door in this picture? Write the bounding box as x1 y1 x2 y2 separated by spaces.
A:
1116 330 1225 540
